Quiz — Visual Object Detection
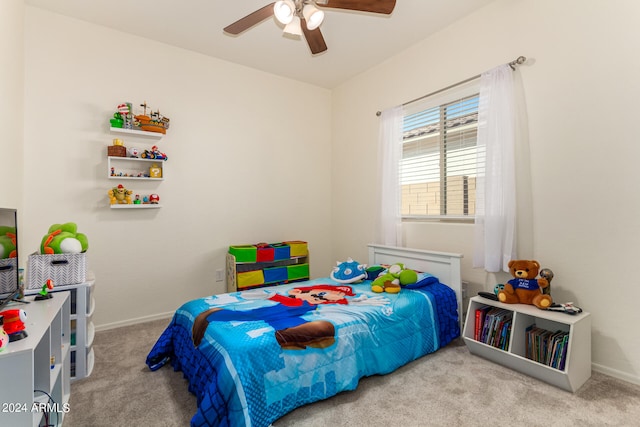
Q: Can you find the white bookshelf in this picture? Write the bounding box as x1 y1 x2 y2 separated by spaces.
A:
0 293 70 426
26 276 96 382
463 295 591 392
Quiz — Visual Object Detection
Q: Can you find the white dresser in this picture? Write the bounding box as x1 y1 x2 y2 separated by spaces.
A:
0 292 71 426
26 274 96 382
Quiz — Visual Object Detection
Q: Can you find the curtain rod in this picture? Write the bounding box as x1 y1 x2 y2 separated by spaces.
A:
375 56 526 116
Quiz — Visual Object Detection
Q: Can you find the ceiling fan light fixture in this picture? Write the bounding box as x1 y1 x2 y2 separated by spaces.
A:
274 0 296 25
303 4 325 30
283 15 302 36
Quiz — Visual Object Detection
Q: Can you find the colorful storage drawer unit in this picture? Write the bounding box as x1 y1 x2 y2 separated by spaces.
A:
284 241 308 257
287 263 310 281
271 243 291 261
256 244 275 262
263 266 288 284
237 269 265 289
229 241 307 262
229 245 257 263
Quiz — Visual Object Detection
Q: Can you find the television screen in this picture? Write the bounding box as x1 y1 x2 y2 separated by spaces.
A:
0 208 18 309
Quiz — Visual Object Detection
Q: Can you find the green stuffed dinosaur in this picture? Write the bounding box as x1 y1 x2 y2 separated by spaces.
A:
40 223 89 254
371 263 418 294
0 226 17 259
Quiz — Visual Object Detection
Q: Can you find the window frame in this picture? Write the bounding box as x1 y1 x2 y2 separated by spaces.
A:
400 79 482 222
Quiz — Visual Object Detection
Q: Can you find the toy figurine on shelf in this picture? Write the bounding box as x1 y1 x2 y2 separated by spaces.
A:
110 103 133 129
134 194 142 204
110 112 123 128
35 279 54 301
140 145 168 161
0 309 28 341
119 103 134 129
135 101 170 134
149 194 160 204
149 164 162 178
108 184 133 204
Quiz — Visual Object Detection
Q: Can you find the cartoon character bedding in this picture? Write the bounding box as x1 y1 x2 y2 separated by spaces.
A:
146 273 459 427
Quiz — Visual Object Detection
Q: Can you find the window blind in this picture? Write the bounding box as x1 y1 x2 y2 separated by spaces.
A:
400 79 483 218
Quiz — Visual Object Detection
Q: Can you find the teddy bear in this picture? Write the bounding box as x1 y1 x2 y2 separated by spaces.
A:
40 223 89 254
371 263 417 294
497 259 552 309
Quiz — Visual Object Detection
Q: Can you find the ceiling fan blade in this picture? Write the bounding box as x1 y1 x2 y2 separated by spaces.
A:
316 0 396 14
301 19 328 55
224 2 276 35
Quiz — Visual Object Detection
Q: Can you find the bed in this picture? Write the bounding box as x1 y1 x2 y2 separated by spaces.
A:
146 244 463 427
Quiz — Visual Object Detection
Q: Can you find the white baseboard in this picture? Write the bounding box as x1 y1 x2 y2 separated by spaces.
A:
592 362 640 386
95 311 174 332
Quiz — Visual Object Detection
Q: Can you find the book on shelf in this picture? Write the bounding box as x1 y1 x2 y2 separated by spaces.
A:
525 324 570 370
475 305 513 350
474 305 491 341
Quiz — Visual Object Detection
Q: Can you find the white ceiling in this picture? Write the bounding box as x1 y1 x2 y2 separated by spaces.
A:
24 0 495 89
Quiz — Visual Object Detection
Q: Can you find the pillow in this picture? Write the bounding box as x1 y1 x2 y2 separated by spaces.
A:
403 272 439 289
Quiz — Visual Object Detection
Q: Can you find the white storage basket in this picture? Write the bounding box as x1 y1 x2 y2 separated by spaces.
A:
27 252 87 289
0 257 18 294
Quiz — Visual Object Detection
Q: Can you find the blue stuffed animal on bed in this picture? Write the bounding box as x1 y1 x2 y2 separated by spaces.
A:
330 258 367 284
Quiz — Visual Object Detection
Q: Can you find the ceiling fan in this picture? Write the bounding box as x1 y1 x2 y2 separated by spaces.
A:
223 0 397 55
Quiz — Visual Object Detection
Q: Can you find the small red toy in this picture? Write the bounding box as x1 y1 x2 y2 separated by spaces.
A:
0 309 28 342
35 278 54 301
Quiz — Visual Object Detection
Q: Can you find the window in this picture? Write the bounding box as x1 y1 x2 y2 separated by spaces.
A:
400 80 483 219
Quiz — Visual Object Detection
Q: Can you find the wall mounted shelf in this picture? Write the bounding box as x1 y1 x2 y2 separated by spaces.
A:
110 204 162 209
109 127 163 139
107 113 168 209
108 156 166 180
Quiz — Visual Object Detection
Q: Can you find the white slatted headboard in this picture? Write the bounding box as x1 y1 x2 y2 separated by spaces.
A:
368 244 464 332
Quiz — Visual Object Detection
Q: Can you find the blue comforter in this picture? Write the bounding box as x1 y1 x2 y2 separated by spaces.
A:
146 278 458 427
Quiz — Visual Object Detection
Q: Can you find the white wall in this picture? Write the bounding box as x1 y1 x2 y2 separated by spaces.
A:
23 7 333 329
331 0 640 384
16 0 640 385
0 0 24 211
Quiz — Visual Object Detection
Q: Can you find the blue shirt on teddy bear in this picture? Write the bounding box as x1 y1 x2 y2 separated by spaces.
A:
508 278 539 291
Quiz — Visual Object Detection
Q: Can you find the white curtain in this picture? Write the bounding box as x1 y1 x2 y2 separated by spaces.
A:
377 106 404 246
473 64 517 272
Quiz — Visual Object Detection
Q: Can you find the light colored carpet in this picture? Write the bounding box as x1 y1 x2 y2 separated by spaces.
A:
64 319 640 427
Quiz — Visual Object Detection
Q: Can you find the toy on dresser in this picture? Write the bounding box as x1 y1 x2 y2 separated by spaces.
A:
40 222 89 255
0 316 8 352
34 279 54 301
0 308 27 341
